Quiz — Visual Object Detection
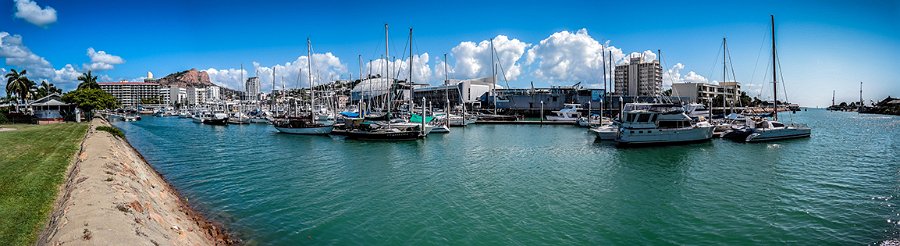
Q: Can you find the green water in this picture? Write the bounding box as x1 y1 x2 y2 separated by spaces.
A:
113 109 899 245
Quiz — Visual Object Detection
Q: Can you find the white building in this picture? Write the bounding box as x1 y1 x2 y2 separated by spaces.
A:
206 86 221 102
614 56 662 97
98 81 161 107
186 87 207 106
671 81 742 104
246 77 260 100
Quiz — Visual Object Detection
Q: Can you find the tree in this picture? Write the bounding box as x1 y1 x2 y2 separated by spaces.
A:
4 69 36 108
662 89 672 96
76 70 100 90
34 80 62 99
62 88 119 119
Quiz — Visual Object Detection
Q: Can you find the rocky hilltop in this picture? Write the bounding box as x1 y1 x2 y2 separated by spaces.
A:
154 68 213 87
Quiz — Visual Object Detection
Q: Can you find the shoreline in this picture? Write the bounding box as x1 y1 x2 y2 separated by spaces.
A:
38 118 237 245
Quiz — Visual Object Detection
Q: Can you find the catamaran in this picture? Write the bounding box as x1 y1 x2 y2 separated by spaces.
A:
724 15 811 142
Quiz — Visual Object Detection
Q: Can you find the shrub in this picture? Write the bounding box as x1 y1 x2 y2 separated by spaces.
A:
0 112 8 124
95 126 125 138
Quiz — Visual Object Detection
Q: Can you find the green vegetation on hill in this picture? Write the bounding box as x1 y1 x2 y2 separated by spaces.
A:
0 123 88 245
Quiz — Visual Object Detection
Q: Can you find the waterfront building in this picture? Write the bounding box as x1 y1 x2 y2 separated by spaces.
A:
410 77 495 109
206 86 221 102
246 77 260 101
614 56 662 97
186 87 207 106
99 81 161 107
671 81 742 104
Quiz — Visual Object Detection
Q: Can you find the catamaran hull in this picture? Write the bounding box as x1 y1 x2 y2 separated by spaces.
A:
745 128 810 142
615 126 714 146
343 131 422 140
274 125 334 135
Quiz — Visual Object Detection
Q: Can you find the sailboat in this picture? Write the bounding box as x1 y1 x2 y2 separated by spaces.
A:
343 24 426 140
725 15 810 142
273 37 335 135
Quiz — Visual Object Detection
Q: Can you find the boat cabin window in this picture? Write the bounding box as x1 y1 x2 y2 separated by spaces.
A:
627 114 636 122
637 114 651 122
650 114 658 122
772 122 784 128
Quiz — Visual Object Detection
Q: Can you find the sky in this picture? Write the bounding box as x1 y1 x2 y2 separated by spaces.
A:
1 0 898 107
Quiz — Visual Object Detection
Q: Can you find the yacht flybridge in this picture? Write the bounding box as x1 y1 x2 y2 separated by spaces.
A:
614 103 714 146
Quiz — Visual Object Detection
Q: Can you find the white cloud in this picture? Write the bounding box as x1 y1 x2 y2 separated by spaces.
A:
363 53 433 84
13 0 57 27
622 50 658 64
450 35 528 82
205 52 348 91
0 32 116 91
83 47 125 71
663 63 708 89
523 28 627 86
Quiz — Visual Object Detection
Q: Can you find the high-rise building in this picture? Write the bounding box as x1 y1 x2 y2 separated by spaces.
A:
614 56 662 97
246 77 260 100
186 87 207 105
98 81 161 107
206 86 221 102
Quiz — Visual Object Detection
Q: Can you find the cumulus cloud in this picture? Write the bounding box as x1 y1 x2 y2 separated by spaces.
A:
523 28 627 85
663 63 708 89
205 52 348 91
83 48 125 71
14 0 57 27
450 35 528 82
0 32 111 91
363 53 433 84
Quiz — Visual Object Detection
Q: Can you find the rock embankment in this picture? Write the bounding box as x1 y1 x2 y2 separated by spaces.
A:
38 119 235 245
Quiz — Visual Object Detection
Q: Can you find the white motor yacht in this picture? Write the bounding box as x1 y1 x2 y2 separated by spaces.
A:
545 104 583 122
615 103 714 146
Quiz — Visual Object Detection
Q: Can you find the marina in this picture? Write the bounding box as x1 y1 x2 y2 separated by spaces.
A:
1 0 897 245
111 109 899 244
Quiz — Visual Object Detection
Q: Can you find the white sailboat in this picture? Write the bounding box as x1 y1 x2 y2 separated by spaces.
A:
726 15 811 142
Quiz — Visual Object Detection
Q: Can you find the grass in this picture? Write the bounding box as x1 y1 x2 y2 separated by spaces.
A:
95 126 124 139
0 123 89 246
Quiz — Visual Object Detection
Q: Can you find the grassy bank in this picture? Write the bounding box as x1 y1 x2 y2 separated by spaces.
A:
0 123 89 245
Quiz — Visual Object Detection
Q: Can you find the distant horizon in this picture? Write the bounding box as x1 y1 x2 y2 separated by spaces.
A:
2 0 897 107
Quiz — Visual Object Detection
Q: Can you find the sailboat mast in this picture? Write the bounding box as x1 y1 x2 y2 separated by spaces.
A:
601 43 607 117
832 90 835 107
490 38 497 115
409 27 414 110
385 24 392 126
771 15 778 121
723 37 727 115
444 53 449 110
307 37 315 121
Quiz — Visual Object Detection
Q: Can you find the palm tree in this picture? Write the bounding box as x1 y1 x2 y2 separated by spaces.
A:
77 70 100 90
5 69 34 105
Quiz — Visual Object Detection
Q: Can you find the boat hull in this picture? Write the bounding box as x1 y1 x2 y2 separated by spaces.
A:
745 128 810 142
343 130 422 140
615 126 714 146
274 125 334 135
202 118 228 125
591 126 618 140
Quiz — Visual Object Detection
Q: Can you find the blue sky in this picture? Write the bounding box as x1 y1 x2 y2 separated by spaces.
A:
2 0 898 107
